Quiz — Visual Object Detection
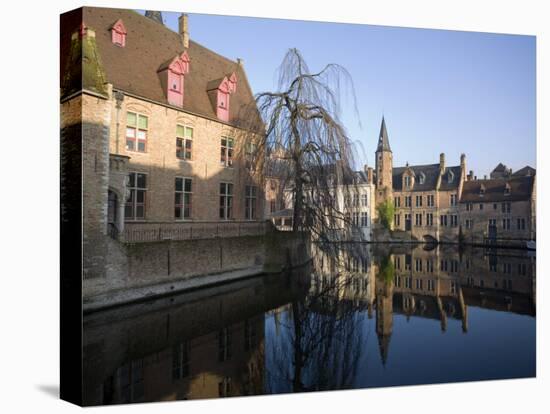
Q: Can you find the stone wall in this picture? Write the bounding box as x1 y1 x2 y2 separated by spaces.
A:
83 228 310 309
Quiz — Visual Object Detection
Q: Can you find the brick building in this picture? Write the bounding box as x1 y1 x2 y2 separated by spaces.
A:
61 8 265 277
374 118 466 242
459 166 536 245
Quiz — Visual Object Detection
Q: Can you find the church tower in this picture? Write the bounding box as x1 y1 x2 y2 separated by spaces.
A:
375 116 393 204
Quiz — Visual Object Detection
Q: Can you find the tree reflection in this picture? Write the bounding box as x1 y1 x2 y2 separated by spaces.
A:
267 243 371 393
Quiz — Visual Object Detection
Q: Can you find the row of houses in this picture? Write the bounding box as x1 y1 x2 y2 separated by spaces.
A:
61 7 535 250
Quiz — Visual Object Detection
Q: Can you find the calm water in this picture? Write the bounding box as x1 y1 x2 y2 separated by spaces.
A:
82 244 536 405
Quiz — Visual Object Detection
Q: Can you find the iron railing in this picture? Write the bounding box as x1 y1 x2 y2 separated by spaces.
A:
121 220 268 243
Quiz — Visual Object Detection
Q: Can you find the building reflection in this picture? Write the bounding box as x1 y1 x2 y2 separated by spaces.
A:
83 243 535 404
374 245 536 364
82 271 310 405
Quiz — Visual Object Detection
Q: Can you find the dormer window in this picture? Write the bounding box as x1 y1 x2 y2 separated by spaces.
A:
208 73 238 122
448 170 455 183
418 172 426 184
110 19 127 47
158 51 190 107
404 176 411 188
479 184 485 196
504 183 511 196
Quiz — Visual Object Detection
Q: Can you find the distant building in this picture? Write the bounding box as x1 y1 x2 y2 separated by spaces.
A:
373 117 466 242
459 166 536 245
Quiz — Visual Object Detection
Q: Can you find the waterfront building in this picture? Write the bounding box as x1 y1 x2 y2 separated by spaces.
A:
374 117 466 242
459 165 536 245
61 8 264 278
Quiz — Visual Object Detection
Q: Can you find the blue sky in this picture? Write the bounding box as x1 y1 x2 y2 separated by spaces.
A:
139 10 536 177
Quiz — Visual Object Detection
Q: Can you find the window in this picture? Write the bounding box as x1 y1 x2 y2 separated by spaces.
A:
427 195 435 207
360 212 368 227
415 258 422 272
416 195 423 207
245 186 257 220
404 176 411 188
218 328 232 362
450 260 459 273
426 259 434 273
479 203 484 210
440 214 448 227
405 196 412 207
394 256 401 270
245 142 257 170
415 279 423 290
493 203 498 210
465 219 473 229
501 202 511 214
270 200 276 213
415 213 422 226
361 193 369 207
450 215 458 227
125 172 146 220
176 125 193 160
518 263 527 276
352 212 360 226
450 194 457 206
172 341 189 380
405 277 412 289
394 196 401 208
220 137 234 167
219 183 233 220
352 193 359 207
126 112 148 152
489 218 497 227
426 213 433 226
110 19 127 47
440 260 448 272
244 319 257 351
175 177 192 219
502 218 511 230
466 203 472 212
427 279 435 291
517 217 526 230
394 214 401 228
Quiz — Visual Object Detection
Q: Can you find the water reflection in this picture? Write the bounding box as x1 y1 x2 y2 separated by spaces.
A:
83 244 535 405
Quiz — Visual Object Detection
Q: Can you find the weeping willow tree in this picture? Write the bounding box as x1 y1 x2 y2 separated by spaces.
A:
244 48 361 240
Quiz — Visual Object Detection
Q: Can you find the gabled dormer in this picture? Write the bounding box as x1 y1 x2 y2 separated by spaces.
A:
402 165 415 190
447 169 455 183
504 182 511 196
207 72 238 122
418 171 426 185
110 19 127 47
479 183 486 196
158 51 190 107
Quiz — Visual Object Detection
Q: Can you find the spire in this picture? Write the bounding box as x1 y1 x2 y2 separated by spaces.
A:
377 116 391 152
145 10 164 25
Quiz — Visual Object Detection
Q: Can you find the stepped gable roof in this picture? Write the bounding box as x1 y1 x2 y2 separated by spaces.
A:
392 163 461 192
460 176 534 203
60 7 262 129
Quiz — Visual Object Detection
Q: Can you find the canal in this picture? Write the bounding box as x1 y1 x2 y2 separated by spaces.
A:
82 244 536 405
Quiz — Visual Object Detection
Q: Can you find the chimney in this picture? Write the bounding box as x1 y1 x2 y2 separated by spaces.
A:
365 166 374 184
237 58 244 67
179 14 190 49
468 170 474 181
439 153 445 171
460 153 466 168
484 175 487 180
